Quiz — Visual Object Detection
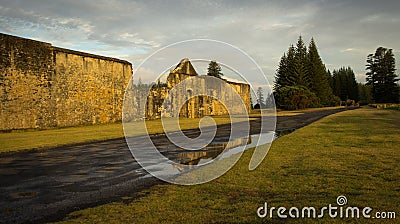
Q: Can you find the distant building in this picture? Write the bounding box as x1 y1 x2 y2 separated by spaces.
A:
145 58 251 119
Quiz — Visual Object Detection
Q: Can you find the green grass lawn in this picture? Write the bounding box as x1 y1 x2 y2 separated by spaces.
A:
0 116 244 153
54 107 399 223
386 105 400 111
0 123 125 153
0 107 345 154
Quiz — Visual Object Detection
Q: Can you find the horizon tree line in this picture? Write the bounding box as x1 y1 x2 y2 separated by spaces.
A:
135 48 399 111
270 36 399 110
273 36 338 109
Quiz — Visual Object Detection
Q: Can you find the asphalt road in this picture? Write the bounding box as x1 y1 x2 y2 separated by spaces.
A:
0 107 353 224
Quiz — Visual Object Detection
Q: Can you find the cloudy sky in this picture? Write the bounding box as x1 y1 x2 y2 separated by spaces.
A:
1 0 399 88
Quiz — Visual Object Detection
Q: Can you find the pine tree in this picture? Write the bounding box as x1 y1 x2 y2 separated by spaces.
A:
327 69 333 90
274 36 338 108
307 38 334 105
256 87 265 108
348 68 359 101
207 61 223 78
274 45 296 91
274 53 287 92
265 93 275 108
332 67 359 101
332 70 341 98
366 47 399 103
293 36 309 87
358 83 373 105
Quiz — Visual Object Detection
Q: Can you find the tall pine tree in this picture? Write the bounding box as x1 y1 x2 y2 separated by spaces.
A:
358 83 373 105
366 47 399 103
274 36 337 109
256 87 265 108
274 45 296 91
293 36 309 87
332 67 359 101
307 38 334 105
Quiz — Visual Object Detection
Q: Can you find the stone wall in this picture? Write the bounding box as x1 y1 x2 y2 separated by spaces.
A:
0 33 132 130
143 58 251 119
52 48 131 127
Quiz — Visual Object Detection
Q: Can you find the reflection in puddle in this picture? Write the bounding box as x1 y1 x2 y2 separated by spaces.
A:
140 132 276 179
165 132 275 173
176 137 251 166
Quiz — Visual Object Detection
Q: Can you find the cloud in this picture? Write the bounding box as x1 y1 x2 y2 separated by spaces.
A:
0 0 399 84
341 48 354 53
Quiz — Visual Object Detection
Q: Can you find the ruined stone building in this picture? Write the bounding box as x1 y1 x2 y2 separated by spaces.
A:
0 33 132 130
143 58 251 119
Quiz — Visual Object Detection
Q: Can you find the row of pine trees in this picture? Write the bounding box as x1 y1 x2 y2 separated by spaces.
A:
273 36 399 110
274 36 338 109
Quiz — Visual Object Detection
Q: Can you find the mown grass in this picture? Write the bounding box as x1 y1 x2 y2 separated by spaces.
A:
55 107 399 223
0 123 124 153
0 107 345 153
385 105 400 111
250 106 345 117
0 117 240 153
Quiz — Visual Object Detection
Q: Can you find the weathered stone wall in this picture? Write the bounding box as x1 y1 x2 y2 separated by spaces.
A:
0 33 55 130
169 75 251 118
0 33 132 130
143 58 251 119
52 48 131 127
227 80 251 113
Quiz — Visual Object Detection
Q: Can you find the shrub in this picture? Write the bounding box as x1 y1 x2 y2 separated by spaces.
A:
275 86 319 110
327 95 341 107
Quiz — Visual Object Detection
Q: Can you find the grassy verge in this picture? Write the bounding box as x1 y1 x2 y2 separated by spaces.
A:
0 123 124 153
250 106 345 117
0 106 354 153
385 105 400 111
0 117 244 153
369 103 400 110
55 107 399 223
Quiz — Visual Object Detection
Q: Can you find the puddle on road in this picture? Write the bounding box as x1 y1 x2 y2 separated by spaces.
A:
163 132 276 169
165 129 297 169
141 132 276 178
174 137 251 166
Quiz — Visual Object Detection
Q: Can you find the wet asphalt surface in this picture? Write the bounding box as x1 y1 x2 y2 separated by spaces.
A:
0 107 353 224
